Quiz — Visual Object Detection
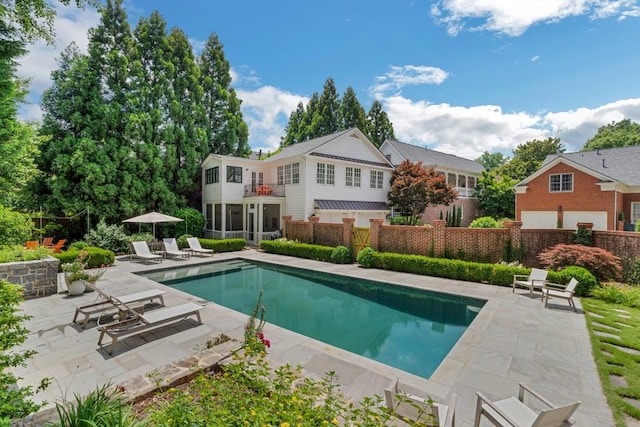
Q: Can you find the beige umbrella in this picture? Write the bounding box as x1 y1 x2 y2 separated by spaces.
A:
123 211 184 238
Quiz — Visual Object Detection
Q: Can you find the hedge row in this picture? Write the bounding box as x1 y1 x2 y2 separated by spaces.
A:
52 247 115 271
260 240 335 263
198 238 246 253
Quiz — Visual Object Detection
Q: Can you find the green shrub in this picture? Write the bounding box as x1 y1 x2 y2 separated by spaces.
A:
127 232 155 243
557 266 598 297
0 281 48 419
0 206 35 248
67 241 89 251
54 384 141 427
591 283 640 307
572 226 593 246
165 207 205 238
636 219 640 232
260 240 334 262
330 245 352 264
538 244 621 282
0 246 51 263
357 247 376 268
621 257 640 286
198 238 246 252
53 247 115 270
469 216 498 228
84 219 129 253
177 234 192 248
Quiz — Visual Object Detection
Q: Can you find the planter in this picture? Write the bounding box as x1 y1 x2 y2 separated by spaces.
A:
67 280 86 296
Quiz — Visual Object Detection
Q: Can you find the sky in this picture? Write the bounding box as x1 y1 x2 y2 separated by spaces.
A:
17 0 640 160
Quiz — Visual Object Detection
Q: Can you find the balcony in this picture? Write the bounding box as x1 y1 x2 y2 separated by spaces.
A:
244 183 285 197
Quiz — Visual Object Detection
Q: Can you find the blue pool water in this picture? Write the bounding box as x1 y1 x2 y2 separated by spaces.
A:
142 260 485 379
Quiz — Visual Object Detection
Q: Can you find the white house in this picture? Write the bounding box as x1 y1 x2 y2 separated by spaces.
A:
201 128 394 244
379 139 484 226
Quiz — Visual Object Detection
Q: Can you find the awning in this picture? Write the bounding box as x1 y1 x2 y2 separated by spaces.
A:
314 200 389 211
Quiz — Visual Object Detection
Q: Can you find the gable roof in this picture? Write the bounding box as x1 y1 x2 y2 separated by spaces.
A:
382 139 484 174
519 145 640 186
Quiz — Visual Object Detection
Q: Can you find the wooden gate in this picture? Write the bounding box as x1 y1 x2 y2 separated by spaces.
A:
352 227 371 258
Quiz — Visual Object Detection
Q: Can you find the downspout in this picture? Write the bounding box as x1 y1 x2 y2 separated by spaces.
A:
614 187 618 231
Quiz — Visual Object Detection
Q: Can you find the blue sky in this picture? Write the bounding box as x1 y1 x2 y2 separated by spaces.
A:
17 0 640 160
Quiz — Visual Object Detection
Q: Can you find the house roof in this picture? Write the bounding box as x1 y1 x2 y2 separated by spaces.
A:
314 200 389 211
382 139 484 174
528 145 640 186
265 128 358 162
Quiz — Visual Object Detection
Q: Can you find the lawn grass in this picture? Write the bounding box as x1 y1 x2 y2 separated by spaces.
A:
582 298 640 426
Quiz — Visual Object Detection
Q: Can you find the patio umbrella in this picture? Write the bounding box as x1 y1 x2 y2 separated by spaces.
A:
122 211 184 238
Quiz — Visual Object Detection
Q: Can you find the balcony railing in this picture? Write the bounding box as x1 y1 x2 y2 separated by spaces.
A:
244 183 285 197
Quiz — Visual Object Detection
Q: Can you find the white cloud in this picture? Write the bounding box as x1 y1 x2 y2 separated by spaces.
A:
17 4 100 97
531 55 540 62
236 86 308 154
370 65 449 97
431 0 640 36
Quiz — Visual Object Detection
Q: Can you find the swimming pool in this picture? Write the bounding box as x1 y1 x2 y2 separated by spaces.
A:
142 259 485 379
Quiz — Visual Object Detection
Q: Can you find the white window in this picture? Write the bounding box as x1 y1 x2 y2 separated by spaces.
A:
327 164 335 185
370 170 384 189
317 163 325 184
284 164 292 184
632 202 640 224
292 162 299 184
277 166 284 185
549 173 573 192
346 167 361 187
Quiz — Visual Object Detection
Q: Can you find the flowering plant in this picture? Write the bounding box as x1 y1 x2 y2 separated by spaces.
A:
61 251 106 283
243 290 270 353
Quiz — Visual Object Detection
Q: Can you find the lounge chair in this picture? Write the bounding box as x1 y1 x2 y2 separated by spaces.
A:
163 238 190 259
186 237 214 257
97 301 204 354
512 268 548 298
72 286 167 329
131 241 163 263
474 383 581 426
384 378 456 427
50 239 67 253
25 240 39 249
542 278 579 312
42 237 54 247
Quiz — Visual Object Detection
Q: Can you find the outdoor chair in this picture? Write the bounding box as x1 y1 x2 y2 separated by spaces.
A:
474 383 581 426
384 378 456 427
131 241 163 263
25 240 39 249
186 237 214 256
542 278 579 312
42 237 54 247
73 286 167 329
163 238 190 259
512 268 548 298
50 239 67 253
97 301 204 354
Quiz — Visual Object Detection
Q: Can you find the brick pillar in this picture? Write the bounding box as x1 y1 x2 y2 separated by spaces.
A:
577 222 593 231
281 215 292 238
432 219 446 258
342 217 355 248
308 215 320 244
504 221 522 251
369 218 383 251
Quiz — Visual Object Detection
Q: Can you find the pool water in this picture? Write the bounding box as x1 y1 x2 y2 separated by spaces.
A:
142 259 485 379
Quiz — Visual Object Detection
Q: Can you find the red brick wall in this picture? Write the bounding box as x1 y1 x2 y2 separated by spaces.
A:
378 225 435 256
445 227 510 262
421 198 479 227
516 163 616 229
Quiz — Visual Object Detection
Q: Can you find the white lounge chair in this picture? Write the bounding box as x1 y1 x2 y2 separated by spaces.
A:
474 383 581 426
384 378 456 427
163 238 190 259
512 268 548 298
97 301 204 354
186 237 214 256
131 241 163 263
72 287 167 329
542 278 579 312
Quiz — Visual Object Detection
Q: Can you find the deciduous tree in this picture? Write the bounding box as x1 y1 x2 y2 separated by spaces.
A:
474 171 516 219
495 137 564 181
476 151 508 172
582 119 640 151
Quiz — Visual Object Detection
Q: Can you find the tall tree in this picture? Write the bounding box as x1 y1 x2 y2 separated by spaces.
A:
496 137 564 182
339 86 367 132
198 33 249 156
476 151 508 172
310 77 340 138
281 101 305 146
388 160 457 225
366 100 395 147
299 92 319 142
582 119 640 151
474 171 516 219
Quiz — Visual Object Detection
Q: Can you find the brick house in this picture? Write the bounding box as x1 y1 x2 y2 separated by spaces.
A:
379 139 484 226
514 145 640 231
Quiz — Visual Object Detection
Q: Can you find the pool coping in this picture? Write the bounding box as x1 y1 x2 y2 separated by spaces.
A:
14 249 613 426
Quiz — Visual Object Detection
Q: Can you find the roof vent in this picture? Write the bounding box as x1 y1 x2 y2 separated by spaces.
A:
596 147 601 155
603 158 606 168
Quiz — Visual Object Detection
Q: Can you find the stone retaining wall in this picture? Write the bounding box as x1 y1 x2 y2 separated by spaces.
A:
0 257 59 298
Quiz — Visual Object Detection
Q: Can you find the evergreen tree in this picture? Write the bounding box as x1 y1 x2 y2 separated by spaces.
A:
339 86 367 132
311 77 340 137
366 100 395 147
281 101 305 146
299 92 319 142
198 33 250 156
